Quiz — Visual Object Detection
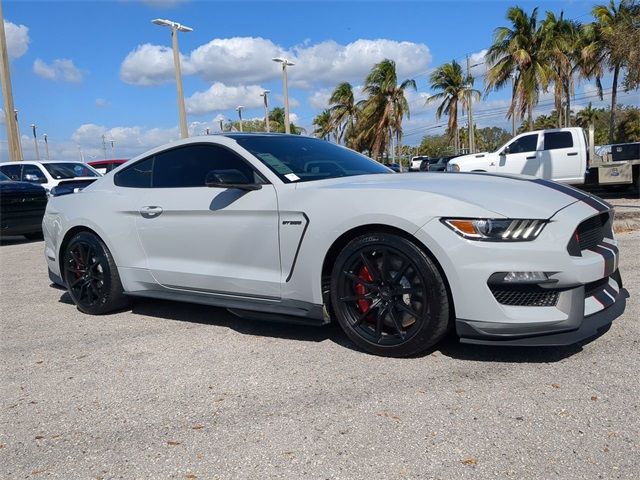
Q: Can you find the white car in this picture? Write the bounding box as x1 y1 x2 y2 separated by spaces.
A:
42 134 625 357
410 155 429 172
0 161 101 193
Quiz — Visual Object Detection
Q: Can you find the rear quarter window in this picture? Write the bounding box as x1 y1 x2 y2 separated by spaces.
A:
544 132 573 150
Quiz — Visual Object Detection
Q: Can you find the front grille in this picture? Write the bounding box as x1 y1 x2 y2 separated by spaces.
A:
490 285 559 307
567 212 609 256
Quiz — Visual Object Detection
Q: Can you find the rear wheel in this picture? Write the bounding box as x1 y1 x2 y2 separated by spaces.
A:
62 231 129 314
330 233 450 357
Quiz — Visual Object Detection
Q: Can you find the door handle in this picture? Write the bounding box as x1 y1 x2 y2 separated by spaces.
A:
489 162 495 166
567 152 578 156
526 155 536 160
139 206 163 218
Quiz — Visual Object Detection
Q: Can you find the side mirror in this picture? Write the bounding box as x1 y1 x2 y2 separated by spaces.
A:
205 169 262 191
501 146 510 156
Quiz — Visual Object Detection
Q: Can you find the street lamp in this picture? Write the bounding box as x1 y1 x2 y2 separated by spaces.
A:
151 18 193 139
260 90 271 132
236 105 244 132
219 118 225 132
272 57 295 134
30 124 40 160
43 133 50 160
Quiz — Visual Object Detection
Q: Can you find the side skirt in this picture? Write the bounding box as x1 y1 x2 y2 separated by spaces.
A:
125 284 329 327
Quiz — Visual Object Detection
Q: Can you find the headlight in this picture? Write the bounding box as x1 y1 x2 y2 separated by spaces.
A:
447 163 460 172
441 218 548 241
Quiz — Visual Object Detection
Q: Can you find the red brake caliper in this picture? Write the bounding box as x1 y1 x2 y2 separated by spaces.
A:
355 266 374 313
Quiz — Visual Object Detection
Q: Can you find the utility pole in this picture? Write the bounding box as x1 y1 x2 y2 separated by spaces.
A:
110 139 115 157
236 106 244 132
101 134 107 159
0 1 22 161
31 124 40 160
260 90 271 132
466 56 475 154
219 118 224 132
43 133 50 160
205 127 209 135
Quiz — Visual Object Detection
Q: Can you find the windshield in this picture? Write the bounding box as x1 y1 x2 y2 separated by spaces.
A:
42 163 100 179
235 136 391 183
0 171 9 181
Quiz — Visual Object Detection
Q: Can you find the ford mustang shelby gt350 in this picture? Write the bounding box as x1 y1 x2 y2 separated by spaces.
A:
43 134 625 356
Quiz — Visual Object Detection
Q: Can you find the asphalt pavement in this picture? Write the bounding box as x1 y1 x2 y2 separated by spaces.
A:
1 232 639 479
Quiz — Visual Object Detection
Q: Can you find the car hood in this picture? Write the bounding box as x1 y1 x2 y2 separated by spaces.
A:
450 152 493 162
0 180 47 195
306 172 581 219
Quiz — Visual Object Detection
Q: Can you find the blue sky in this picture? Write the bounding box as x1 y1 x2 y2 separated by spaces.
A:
1 0 636 160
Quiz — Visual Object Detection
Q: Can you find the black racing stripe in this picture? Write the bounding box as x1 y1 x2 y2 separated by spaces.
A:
604 284 618 300
593 290 614 308
590 245 616 276
531 178 610 213
602 242 619 255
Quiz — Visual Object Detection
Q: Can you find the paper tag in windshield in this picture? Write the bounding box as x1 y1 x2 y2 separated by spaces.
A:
257 153 292 174
284 173 300 182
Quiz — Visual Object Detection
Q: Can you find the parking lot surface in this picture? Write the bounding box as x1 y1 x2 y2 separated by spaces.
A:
1 232 639 479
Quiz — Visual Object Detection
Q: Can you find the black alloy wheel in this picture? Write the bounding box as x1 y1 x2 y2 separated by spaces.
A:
331 233 450 357
63 232 129 314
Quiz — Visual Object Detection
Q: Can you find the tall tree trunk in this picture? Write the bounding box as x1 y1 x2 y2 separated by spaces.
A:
609 64 619 144
564 78 571 128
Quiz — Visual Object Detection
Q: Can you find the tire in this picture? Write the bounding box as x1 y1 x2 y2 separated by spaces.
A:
330 232 450 357
24 232 44 240
62 231 130 315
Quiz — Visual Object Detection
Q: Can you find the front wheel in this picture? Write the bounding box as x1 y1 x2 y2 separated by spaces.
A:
330 233 451 357
62 231 130 315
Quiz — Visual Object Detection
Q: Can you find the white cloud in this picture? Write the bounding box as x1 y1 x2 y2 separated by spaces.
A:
120 44 190 86
95 98 110 108
4 20 29 59
185 82 267 115
468 49 488 80
308 89 332 109
33 58 84 83
120 37 431 88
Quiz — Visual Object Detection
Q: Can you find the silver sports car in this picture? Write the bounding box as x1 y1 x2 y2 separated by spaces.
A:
43 134 625 356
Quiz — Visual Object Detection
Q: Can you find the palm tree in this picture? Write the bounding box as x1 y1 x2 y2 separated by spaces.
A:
357 59 416 159
328 82 361 147
427 60 480 153
269 107 304 134
541 11 581 127
486 6 553 130
312 109 333 140
585 0 638 143
575 102 599 128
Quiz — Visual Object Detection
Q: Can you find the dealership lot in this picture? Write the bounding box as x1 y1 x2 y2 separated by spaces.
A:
0 232 638 479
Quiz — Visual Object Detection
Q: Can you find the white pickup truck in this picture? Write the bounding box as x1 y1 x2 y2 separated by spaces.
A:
447 127 639 190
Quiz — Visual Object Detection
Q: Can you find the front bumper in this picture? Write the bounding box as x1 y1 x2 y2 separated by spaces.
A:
414 200 625 347
456 270 626 346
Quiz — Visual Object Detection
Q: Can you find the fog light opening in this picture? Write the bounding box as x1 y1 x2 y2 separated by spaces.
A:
503 271 549 283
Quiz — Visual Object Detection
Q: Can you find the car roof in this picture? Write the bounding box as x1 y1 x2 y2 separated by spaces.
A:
0 160 88 164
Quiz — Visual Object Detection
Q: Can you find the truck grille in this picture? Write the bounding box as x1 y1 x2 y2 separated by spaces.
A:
490 285 559 307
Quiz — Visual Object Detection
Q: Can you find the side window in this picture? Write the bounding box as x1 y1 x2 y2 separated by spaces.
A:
22 164 47 183
544 131 573 150
508 134 538 154
114 157 153 188
153 144 259 188
0 164 22 181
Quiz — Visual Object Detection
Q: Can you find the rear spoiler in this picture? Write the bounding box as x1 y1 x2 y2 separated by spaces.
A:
50 178 97 197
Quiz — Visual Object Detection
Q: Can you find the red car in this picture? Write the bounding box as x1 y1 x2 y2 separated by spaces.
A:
88 159 127 174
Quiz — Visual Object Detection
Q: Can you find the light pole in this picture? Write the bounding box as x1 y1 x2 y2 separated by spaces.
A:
152 18 193 139
236 106 244 132
466 56 482 154
43 133 50 160
219 118 224 132
0 2 22 161
260 90 271 132
101 134 107 159
110 139 115 157
30 124 40 160
272 57 295 134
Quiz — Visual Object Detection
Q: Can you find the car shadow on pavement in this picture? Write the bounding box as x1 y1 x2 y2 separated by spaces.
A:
0 236 43 246
56 291 624 362
129 297 355 348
